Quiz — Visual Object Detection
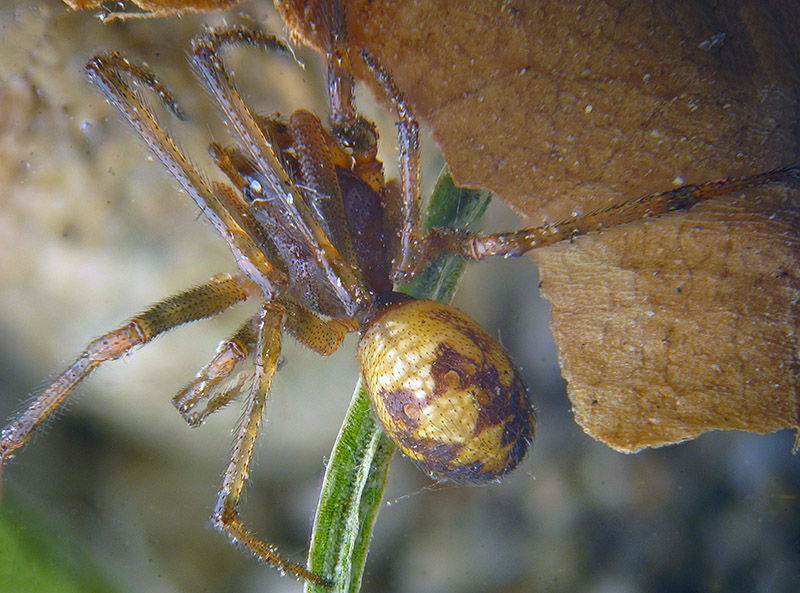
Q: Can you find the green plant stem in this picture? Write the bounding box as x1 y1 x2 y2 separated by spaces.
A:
305 168 492 593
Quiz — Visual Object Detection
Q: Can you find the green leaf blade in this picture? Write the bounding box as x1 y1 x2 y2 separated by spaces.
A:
305 168 492 593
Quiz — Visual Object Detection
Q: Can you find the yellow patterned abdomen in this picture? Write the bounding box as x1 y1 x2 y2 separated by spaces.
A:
357 298 534 482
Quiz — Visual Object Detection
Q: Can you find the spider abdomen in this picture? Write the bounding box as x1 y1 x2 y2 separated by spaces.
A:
357 298 534 482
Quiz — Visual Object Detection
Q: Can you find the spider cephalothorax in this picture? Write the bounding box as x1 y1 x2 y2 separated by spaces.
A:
1 5 796 589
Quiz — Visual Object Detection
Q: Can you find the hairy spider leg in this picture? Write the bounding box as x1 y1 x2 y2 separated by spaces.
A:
305 0 420 285
190 27 368 316
422 167 800 262
172 315 260 426
86 53 288 299
320 0 383 183
358 49 422 284
0 275 256 473
173 296 351 428
97 0 244 23
209 302 333 587
324 0 358 130
87 41 348 585
277 297 354 354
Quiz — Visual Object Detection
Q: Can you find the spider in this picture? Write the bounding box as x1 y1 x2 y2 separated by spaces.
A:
1 5 797 589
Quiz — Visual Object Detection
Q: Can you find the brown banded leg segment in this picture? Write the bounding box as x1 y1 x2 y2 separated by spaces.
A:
190 27 368 316
210 303 331 586
320 0 386 192
171 298 351 429
423 167 800 261
95 0 244 23
0 274 256 470
172 315 260 427
324 0 357 130
358 49 422 284
86 53 288 299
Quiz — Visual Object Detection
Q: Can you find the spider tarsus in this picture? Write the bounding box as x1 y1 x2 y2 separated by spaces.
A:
86 52 187 121
211 507 333 587
192 25 289 58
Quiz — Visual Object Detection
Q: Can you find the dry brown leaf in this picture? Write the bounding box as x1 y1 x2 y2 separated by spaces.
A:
278 0 800 451
538 188 800 451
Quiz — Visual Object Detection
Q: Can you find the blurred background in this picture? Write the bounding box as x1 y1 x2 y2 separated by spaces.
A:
0 2 798 593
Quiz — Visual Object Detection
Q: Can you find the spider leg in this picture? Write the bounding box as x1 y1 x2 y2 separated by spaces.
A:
172 298 352 426
85 53 288 299
173 315 260 426
0 274 256 472
324 0 357 130
423 166 800 261
206 144 286 266
211 128 374 304
210 302 332 587
287 109 359 268
321 0 384 185
358 49 422 283
97 0 241 23
190 27 368 316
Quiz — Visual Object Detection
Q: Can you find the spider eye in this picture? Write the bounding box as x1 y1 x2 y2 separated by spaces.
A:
357 298 535 483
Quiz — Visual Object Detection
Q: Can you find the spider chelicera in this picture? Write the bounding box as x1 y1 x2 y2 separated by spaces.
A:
1 6 797 588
